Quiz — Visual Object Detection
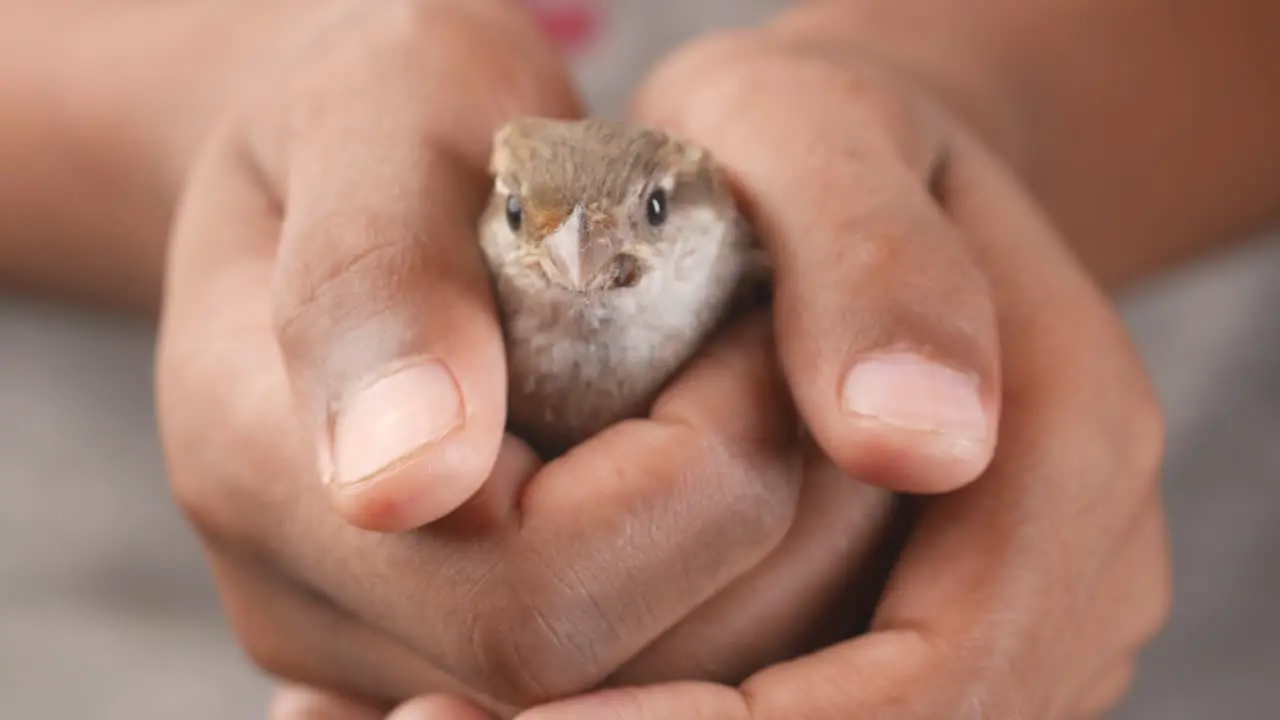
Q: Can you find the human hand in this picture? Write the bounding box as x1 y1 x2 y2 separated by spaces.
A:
157 0 899 714
236 5 1170 718
268 685 490 720
499 14 1171 720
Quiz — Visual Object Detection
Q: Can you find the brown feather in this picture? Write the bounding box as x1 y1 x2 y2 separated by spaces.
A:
477 117 766 457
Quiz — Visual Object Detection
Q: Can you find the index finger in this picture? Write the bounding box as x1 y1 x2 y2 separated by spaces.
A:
492 312 805 703
518 311 803 657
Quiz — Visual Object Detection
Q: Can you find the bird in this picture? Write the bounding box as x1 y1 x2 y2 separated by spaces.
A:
477 117 768 458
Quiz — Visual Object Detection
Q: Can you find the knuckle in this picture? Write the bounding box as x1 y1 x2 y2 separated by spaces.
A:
368 0 516 50
670 422 802 570
212 561 309 684
1077 661 1137 717
1089 346 1167 507
660 28 899 126
240 621 305 685
287 0 570 135
317 0 471 61
357 0 483 66
271 217 414 349
637 29 782 129
677 28 778 79
644 415 800 562
1142 585 1174 650
166 460 229 545
1135 518 1174 649
464 562 621 706
644 27 768 87
374 0 451 37
953 685 998 720
1127 386 1167 483
157 345 272 551
638 27 926 182
235 618 323 694
468 606 581 705
707 436 800 550
455 430 801 708
699 413 804 529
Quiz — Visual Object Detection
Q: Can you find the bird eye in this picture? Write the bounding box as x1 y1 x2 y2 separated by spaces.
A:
505 194 523 232
645 187 668 227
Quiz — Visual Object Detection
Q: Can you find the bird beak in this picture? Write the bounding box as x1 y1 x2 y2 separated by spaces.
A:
542 204 585 289
542 204 618 291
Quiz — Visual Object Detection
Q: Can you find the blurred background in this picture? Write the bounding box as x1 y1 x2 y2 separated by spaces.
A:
2 1 1277 718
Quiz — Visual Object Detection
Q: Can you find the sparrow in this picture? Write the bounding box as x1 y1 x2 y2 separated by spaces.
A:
478 117 768 457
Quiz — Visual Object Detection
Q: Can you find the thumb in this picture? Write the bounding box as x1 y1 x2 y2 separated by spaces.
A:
269 127 510 531
632 40 999 493
258 22 581 530
248 3 582 531
761 149 1001 494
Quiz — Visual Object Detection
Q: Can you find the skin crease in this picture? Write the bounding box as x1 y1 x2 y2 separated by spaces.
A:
2 0 1279 718
361 26 1172 717
163 1 909 714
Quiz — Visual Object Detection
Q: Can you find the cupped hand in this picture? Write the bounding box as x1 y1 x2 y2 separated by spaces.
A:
494 16 1171 720
229 5 1168 718
157 0 902 714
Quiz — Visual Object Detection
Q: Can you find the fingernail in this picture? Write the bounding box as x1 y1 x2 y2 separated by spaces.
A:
330 359 463 486
841 353 988 447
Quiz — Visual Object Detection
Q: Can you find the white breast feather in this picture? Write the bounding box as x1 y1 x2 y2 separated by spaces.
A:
486 205 750 446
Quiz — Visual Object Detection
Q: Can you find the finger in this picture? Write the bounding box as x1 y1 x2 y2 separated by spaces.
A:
211 552 478 708
529 125 1167 720
228 311 803 706
631 34 1000 493
388 696 495 720
255 4 580 530
1072 661 1137 720
516 658 1131 720
170 126 498 535
210 549 523 717
269 685 383 720
183 299 803 707
1064 502 1170 716
727 134 1164 719
516 682 746 720
462 313 805 702
159 217 532 714
607 448 902 687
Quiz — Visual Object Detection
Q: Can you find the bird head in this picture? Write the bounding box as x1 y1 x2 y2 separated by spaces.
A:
481 117 734 295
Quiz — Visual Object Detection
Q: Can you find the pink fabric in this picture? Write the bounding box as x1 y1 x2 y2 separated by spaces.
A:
524 0 605 56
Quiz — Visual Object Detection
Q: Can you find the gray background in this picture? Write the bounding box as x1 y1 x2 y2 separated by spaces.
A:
5 237 1278 720
2 1 1278 717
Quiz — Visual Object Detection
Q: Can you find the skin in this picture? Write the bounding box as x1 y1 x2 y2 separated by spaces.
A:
159 1 898 714
3 0 1279 718
480 118 764 456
